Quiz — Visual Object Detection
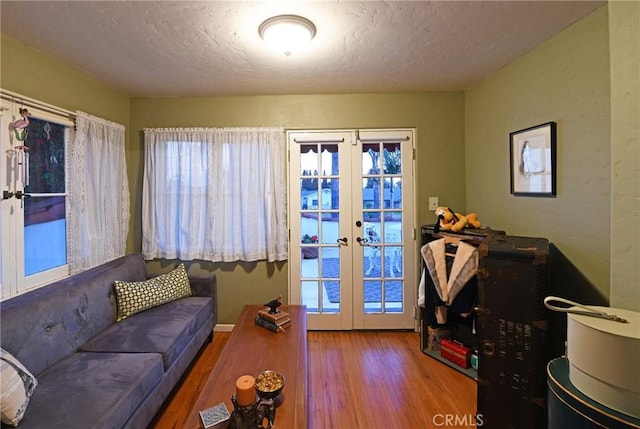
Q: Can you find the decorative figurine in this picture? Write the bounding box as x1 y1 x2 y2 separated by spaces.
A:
9 108 31 141
263 294 282 314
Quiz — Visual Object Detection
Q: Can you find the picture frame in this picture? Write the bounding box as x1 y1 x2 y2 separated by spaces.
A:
509 121 556 197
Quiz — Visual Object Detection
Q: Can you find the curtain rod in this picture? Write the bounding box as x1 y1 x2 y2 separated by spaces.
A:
0 89 76 120
359 136 409 143
293 137 345 143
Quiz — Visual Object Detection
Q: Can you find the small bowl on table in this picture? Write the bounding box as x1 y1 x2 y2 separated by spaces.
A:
255 370 285 400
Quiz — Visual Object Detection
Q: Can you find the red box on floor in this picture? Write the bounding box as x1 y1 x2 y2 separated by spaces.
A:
440 338 471 369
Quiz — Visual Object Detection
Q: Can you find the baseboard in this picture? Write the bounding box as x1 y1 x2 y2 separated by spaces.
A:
214 324 234 332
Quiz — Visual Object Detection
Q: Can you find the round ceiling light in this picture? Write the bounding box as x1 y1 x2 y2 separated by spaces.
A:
258 14 316 56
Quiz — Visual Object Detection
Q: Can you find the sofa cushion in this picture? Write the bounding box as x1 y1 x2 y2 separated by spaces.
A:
17 352 163 429
114 263 191 321
81 296 212 369
1 348 38 427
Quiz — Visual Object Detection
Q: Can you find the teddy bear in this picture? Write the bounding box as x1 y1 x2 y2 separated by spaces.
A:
434 206 481 233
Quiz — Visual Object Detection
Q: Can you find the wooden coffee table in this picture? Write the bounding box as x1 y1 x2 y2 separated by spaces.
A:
184 304 308 428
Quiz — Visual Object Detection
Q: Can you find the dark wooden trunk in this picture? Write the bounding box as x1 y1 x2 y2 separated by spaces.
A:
476 234 550 429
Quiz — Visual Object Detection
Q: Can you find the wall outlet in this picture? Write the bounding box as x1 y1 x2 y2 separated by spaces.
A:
428 196 439 211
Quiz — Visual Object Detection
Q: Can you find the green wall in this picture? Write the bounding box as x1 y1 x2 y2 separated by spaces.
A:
130 93 466 323
609 1 640 311
465 6 611 301
1 35 129 128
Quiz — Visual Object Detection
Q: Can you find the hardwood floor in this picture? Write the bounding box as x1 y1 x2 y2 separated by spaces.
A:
149 333 229 428
151 331 477 428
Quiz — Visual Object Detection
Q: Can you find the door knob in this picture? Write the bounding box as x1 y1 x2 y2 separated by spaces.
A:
355 220 362 227
2 191 14 200
356 236 369 245
337 237 348 245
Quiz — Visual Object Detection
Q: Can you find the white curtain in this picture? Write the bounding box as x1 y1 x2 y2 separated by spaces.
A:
68 112 130 273
142 127 287 262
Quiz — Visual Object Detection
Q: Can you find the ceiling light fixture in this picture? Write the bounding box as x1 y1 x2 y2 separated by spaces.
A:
258 14 316 56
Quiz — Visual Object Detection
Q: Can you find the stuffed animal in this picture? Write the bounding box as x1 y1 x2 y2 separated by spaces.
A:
434 206 481 233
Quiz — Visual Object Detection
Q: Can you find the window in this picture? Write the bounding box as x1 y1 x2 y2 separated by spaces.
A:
142 127 287 263
1 94 129 299
1 99 73 298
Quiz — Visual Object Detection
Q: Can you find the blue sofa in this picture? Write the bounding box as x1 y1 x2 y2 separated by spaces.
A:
0 254 217 428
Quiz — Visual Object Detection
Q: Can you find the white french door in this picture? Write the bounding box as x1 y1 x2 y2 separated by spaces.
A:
288 129 416 330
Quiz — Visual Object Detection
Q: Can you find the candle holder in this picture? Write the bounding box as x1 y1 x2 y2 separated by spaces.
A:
229 394 275 429
256 396 276 428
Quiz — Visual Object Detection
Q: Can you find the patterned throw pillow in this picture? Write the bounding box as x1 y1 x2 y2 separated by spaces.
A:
114 263 192 321
1 348 38 427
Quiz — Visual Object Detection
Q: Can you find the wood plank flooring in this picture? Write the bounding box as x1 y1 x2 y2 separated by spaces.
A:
151 330 477 429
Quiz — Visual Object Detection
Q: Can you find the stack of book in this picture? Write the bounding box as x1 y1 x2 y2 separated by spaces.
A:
255 308 291 333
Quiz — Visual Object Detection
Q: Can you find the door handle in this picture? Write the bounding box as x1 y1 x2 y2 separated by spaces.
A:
356 236 369 245
2 191 14 200
337 237 348 245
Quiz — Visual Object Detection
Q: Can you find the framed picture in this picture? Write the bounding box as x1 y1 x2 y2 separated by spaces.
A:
510 121 556 197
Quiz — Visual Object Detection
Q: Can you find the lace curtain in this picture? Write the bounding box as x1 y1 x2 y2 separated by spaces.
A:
67 112 130 273
142 127 287 262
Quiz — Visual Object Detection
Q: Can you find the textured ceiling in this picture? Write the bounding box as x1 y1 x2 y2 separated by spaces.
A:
0 1 604 97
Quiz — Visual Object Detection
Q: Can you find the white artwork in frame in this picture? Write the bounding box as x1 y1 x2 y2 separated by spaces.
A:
510 122 556 196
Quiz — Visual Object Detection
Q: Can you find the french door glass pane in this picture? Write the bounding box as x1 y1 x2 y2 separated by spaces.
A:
320 212 339 244
383 177 402 209
301 280 320 312
364 280 382 313
385 245 403 277
363 183 382 210
321 144 338 173
362 143 380 174
300 144 318 175
383 143 402 174
384 219 401 244
301 216 319 244
385 280 403 312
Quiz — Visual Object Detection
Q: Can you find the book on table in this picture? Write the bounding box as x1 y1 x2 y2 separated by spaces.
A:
255 316 292 333
258 309 290 325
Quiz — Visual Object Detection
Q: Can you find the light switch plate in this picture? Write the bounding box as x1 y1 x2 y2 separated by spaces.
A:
428 196 439 211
